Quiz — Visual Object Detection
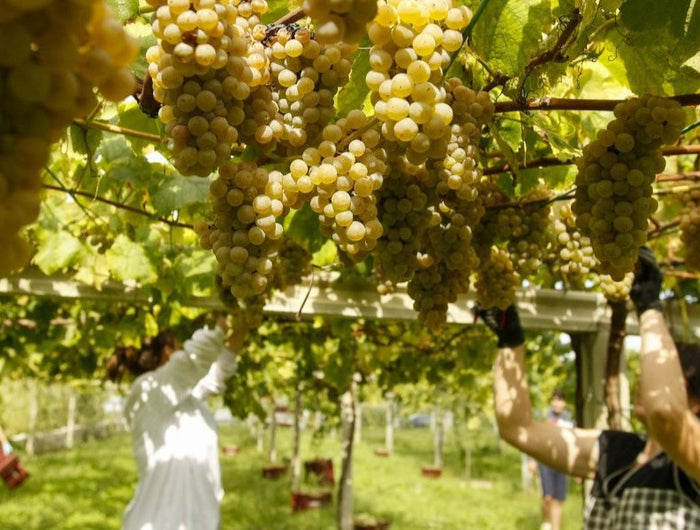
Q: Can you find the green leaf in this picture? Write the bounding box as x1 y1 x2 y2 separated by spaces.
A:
262 0 295 23
116 101 162 151
107 0 140 21
490 122 520 182
105 234 157 283
470 0 555 76
529 113 580 161
337 43 371 117
96 136 151 185
32 231 85 275
682 50 700 75
125 21 157 79
151 174 211 215
69 125 103 157
612 0 700 95
312 240 339 268
284 204 327 253
172 250 217 297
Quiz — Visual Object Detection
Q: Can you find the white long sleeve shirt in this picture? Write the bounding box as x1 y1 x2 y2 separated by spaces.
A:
122 326 237 530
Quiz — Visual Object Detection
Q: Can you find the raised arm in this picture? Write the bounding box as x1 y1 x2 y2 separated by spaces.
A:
192 317 248 400
481 305 601 479
632 247 700 484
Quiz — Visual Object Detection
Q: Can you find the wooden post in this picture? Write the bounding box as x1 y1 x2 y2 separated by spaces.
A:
66 386 77 449
256 417 264 453
26 379 38 456
337 380 356 530
433 405 443 469
354 399 362 444
291 384 303 492
385 392 394 454
268 402 278 464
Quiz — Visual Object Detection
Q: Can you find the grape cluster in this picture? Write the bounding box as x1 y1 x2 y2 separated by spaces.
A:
195 160 285 305
551 201 596 277
251 26 355 154
374 158 434 284
679 188 700 272
473 247 521 310
506 186 552 278
303 0 379 44
436 78 494 204
407 208 479 326
366 0 472 163
146 0 269 176
271 238 313 290
300 111 387 259
599 273 633 303
0 0 137 276
573 95 685 280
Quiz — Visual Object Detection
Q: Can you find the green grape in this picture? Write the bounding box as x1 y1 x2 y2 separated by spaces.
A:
573 95 685 280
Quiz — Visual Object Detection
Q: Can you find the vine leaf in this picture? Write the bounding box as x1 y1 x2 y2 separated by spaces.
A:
284 203 327 254
106 0 139 21
33 231 85 275
97 136 151 185
614 0 700 95
490 124 520 183
150 174 211 215
124 20 157 79
470 0 555 77
337 42 371 117
106 234 157 283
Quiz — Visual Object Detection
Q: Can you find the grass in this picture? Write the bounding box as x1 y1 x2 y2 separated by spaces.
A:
0 423 584 529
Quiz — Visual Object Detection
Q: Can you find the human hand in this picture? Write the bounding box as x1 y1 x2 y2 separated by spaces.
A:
630 246 663 315
473 304 525 348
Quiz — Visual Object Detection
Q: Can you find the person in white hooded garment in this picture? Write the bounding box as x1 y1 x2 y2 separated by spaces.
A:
107 316 246 530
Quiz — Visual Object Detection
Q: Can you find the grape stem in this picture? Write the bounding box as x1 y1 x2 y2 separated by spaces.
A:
445 0 492 75
43 184 192 229
336 117 380 151
494 93 700 113
274 7 305 25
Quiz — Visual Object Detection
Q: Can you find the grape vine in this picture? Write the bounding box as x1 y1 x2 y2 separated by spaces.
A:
0 0 137 275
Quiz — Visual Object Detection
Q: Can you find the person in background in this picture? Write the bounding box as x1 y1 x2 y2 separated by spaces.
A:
479 246 700 529
107 316 246 530
534 388 574 530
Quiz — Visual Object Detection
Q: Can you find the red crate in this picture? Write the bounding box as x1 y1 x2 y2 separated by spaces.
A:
0 453 29 489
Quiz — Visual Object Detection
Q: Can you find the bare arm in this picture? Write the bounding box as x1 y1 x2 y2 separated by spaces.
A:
638 309 700 484
493 343 601 479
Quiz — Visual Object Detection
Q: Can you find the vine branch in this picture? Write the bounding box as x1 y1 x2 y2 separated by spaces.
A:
494 93 700 114
72 118 164 143
43 184 192 229
522 10 582 79
483 145 700 175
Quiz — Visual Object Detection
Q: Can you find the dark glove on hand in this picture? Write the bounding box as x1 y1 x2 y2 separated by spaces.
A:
630 246 663 315
474 304 525 348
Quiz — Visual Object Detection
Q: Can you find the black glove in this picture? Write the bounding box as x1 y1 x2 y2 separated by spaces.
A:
474 304 525 348
630 246 663 315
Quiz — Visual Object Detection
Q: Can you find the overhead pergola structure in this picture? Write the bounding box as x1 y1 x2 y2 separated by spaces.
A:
2 271 699 430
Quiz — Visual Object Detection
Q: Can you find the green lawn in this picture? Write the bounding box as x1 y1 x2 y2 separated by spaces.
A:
0 423 584 529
